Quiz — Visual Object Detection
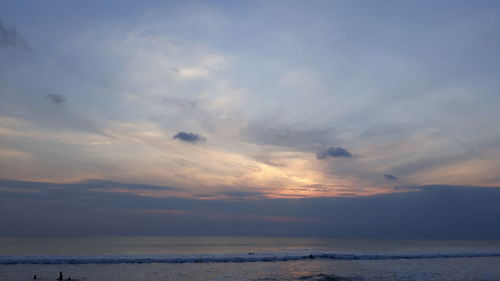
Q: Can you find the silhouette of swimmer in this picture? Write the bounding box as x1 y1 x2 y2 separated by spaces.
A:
58 272 63 281
33 274 37 279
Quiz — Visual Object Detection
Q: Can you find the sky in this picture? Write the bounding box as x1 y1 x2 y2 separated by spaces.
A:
1 0 500 237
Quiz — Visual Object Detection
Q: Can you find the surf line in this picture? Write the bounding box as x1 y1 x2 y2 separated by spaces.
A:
2 252 500 265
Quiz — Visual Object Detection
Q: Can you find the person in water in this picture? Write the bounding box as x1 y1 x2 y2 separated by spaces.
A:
58 272 63 281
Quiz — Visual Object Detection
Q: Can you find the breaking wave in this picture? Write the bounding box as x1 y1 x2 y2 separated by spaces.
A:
2 250 500 265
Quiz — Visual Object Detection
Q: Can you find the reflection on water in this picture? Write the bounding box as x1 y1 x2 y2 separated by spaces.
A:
1 237 500 281
2 258 500 281
1 236 499 255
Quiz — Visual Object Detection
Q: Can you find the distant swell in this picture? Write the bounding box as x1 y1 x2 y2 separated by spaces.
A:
1 251 500 265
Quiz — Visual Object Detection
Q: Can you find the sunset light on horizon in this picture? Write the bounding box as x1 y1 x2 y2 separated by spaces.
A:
1 0 500 239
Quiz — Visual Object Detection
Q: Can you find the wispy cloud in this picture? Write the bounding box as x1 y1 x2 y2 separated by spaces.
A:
1 0 500 204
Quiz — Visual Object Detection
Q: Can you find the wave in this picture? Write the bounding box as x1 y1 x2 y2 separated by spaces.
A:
2 250 500 265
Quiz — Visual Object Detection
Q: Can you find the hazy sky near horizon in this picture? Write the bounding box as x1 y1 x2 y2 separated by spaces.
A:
1 179 500 238
1 0 500 201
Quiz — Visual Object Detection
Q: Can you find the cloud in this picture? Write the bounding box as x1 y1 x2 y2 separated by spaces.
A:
0 20 29 49
0 179 178 192
173 132 206 143
1 179 500 238
194 190 268 200
161 97 197 110
317 146 353 159
73 179 179 191
242 123 337 152
218 190 268 199
46 94 66 105
384 174 398 180
1 1 500 211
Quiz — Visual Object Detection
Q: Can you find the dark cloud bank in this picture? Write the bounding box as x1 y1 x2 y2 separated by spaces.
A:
1 179 500 238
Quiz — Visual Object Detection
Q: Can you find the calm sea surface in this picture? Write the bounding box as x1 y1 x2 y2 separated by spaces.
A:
1 236 500 281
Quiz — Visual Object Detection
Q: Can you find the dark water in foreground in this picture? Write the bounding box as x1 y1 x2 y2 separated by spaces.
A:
1 236 500 281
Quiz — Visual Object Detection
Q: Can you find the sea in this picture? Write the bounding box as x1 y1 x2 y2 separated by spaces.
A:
1 236 500 281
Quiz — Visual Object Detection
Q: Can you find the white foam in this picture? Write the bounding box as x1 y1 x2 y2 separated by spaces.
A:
1 250 500 265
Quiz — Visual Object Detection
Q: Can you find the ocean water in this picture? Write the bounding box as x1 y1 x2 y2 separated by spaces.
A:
1 236 500 281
